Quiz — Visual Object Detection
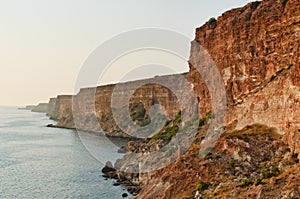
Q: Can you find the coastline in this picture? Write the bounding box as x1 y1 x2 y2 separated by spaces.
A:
23 0 300 197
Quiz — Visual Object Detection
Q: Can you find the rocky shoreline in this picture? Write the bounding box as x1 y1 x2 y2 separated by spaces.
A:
101 161 141 196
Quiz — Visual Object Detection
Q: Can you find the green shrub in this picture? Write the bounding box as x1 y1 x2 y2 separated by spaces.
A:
271 166 280 176
228 159 235 168
196 181 209 191
199 112 213 127
152 110 182 140
260 166 280 179
208 17 217 25
152 125 179 140
164 126 179 140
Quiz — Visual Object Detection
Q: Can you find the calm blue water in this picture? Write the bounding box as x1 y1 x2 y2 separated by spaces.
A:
0 107 130 199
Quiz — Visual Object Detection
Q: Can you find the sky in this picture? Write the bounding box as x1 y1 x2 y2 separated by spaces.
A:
0 0 253 106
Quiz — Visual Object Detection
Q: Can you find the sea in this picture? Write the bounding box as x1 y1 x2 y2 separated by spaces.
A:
0 106 131 199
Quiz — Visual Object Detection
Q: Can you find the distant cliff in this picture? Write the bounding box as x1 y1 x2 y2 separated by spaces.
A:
47 74 195 137
20 103 48 113
46 95 74 128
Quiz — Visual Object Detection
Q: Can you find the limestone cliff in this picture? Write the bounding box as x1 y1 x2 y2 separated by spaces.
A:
106 0 300 198
48 74 194 137
72 75 184 137
46 0 299 197
47 95 74 128
189 0 299 155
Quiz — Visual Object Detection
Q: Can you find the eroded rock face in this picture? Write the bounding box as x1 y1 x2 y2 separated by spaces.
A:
192 0 299 102
52 74 195 137
50 95 74 128
189 0 300 153
134 125 290 199
124 0 300 198
227 70 300 155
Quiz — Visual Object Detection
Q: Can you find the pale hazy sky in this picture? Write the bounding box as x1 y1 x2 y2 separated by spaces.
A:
0 0 253 106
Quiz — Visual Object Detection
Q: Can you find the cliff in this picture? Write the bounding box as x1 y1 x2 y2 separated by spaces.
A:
72 75 183 137
24 103 48 113
20 104 48 112
104 0 300 198
48 74 194 137
46 95 74 128
189 0 300 155
45 0 299 197
46 98 57 118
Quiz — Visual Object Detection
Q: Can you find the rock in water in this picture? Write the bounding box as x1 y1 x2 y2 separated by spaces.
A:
117 146 127 153
101 161 116 173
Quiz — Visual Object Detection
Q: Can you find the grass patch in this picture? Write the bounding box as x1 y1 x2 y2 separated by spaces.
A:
256 163 281 181
174 110 182 124
254 177 263 186
239 179 253 188
152 125 179 140
261 166 280 179
224 124 281 140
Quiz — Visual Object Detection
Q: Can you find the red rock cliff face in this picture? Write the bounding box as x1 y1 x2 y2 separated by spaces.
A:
130 0 300 198
189 0 300 153
193 0 299 99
